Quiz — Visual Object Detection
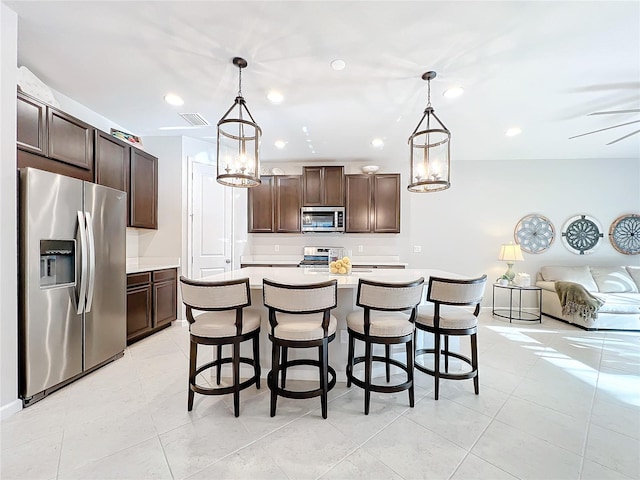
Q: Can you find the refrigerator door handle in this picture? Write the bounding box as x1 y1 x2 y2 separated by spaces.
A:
76 210 88 314
84 211 96 313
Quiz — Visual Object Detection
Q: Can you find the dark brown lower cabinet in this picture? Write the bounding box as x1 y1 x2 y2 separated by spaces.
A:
127 268 177 344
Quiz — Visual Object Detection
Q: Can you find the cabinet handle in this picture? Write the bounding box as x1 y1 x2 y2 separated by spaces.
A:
225 259 231 264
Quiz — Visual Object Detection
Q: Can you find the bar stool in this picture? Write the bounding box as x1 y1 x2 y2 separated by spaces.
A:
262 278 338 419
414 275 487 400
179 276 261 416
346 277 424 414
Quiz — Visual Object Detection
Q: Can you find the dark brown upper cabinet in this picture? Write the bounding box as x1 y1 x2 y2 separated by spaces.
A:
302 166 344 206
248 175 302 233
47 108 94 171
17 91 47 156
275 175 302 232
17 91 93 181
345 173 400 233
248 176 275 233
129 148 158 229
95 130 129 192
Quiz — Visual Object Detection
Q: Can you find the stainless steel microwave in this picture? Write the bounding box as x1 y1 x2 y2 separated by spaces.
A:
301 206 345 233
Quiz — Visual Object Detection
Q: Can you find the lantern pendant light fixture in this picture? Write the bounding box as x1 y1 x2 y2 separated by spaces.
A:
408 71 451 192
216 57 262 188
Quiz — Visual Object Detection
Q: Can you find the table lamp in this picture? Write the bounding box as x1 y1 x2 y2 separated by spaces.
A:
498 242 524 284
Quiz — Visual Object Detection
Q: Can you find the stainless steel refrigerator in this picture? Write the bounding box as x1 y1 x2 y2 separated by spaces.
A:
19 167 126 406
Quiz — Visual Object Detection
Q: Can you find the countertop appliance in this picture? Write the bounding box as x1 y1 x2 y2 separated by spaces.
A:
298 246 345 267
301 206 345 233
19 167 126 407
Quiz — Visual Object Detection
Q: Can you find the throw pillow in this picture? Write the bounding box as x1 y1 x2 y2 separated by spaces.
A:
626 266 640 292
540 266 598 291
590 266 638 293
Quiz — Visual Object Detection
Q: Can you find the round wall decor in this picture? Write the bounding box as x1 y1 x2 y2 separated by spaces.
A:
609 214 640 255
561 215 604 255
514 214 555 254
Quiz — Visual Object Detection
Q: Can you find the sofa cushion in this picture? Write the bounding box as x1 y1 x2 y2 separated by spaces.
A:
627 266 640 291
590 266 638 293
539 266 598 291
597 293 640 314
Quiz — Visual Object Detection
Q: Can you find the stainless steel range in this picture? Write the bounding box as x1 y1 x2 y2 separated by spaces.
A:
298 246 344 267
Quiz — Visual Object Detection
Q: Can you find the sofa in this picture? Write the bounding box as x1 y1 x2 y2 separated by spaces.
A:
536 265 640 331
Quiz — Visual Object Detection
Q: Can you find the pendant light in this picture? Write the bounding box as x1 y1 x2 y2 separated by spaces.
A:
216 57 262 187
408 71 451 192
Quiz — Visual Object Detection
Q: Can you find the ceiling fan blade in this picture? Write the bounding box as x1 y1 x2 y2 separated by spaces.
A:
606 129 640 145
588 109 640 116
568 120 640 139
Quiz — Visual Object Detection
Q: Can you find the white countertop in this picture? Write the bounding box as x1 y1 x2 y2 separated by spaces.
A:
201 267 462 289
126 257 181 274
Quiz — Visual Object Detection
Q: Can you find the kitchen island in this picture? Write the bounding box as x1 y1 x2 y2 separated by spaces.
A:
198 267 467 382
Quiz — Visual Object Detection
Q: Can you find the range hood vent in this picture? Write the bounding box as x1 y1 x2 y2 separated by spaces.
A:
179 113 210 126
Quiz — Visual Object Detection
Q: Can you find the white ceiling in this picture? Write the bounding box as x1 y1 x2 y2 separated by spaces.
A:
5 0 640 166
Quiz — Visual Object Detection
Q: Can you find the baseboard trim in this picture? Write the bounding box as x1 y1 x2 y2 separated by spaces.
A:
0 398 22 419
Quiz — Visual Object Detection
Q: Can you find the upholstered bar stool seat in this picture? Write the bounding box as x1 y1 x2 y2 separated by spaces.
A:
180 276 261 417
263 278 338 419
346 277 425 415
415 275 487 400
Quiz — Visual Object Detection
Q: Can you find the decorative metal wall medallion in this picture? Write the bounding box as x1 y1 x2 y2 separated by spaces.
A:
609 214 640 255
561 215 604 255
514 214 555 254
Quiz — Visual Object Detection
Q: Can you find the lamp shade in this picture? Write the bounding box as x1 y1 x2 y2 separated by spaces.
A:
498 243 524 262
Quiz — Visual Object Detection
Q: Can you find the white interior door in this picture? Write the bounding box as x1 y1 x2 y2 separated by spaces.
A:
191 161 232 278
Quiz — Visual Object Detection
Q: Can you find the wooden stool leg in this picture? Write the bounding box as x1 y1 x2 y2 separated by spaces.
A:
346 333 355 388
364 340 372 415
319 339 329 419
385 344 391 382
281 346 288 389
188 338 197 411
270 342 280 417
253 333 261 389
216 345 222 385
471 332 479 395
444 336 449 373
434 333 441 400
233 341 240 417
406 338 414 407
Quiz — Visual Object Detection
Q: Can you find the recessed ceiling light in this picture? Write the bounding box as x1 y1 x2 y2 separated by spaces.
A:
371 138 384 148
274 140 287 149
302 126 308 134
506 127 522 137
267 90 284 104
330 59 346 71
164 93 184 106
443 86 464 98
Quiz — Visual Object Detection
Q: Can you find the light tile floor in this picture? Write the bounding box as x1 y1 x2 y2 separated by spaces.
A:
2 312 639 480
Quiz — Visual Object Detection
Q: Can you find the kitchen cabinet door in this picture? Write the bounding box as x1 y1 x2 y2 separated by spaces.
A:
303 166 344 206
126 274 152 343
17 92 47 156
95 130 129 193
345 173 400 233
372 174 401 233
129 148 158 229
248 175 275 232
153 269 177 328
345 174 372 233
47 107 94 171
275 175 302 232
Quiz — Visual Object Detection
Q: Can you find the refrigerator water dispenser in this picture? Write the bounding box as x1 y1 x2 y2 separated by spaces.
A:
39 239 75 288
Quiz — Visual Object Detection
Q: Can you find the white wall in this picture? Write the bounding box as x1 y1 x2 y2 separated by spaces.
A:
0 3 20 417
135 137 183 259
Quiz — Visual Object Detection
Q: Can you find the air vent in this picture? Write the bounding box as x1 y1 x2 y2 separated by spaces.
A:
179 113 210 126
